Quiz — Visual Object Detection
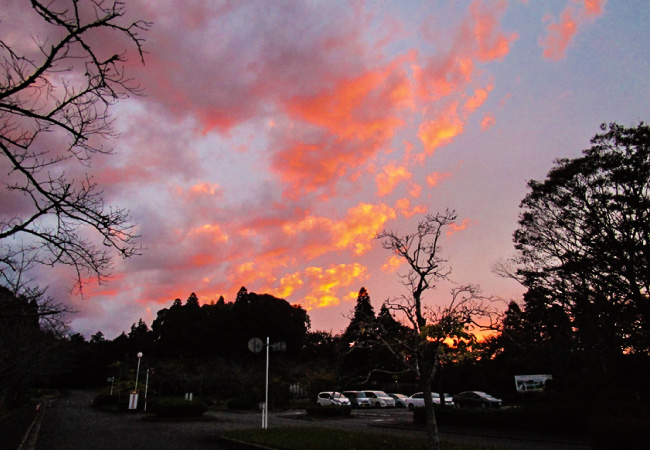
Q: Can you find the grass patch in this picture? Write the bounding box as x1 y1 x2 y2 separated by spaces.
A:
222 426 498 450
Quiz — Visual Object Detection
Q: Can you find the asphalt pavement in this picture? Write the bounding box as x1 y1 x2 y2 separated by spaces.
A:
21 390 591 450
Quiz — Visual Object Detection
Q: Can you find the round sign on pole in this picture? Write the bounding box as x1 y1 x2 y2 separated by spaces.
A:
248 337 264 353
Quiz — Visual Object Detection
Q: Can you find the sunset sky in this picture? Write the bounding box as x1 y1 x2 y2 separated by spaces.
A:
5 0 649 339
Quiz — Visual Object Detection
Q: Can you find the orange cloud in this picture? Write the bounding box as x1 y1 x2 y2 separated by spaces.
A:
584 0 606 17
426 171 452 187
471 0 518 62
286 60 411 141
191 253 217 267
333 203 397 255
381 255 403 272
541 9 578 61
412 57 474 101
267 271 304 299
464 85 493 113
189 182 222 196
376 162 412 196
395 198 427 218
447 218 473 236
282 202 397 257
414 0 514 102
301 263 368 309
272 60 415 196
189 224 229 242
407 181 422 198
540 0 606 60
418 102 464 156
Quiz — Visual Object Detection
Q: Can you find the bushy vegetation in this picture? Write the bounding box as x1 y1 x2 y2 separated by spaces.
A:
147 397 208 418
226 397 260 410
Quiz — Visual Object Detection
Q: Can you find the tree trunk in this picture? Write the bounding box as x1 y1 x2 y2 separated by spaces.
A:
422 376 441 450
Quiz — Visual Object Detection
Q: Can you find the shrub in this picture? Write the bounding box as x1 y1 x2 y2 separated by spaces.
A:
306 405 352 417
147 397 207 418
226 397 260 410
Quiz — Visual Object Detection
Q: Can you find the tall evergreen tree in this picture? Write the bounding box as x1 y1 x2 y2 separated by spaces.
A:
342 287 375 347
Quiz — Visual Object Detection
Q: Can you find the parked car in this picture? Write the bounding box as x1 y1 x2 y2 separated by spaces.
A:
316 391 351 407
453 391 502 409
388 393 408 408
406 392 455 410
362 390 395 408
342 390 372 408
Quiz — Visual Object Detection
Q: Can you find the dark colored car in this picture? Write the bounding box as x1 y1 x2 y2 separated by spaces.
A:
453 391 502 408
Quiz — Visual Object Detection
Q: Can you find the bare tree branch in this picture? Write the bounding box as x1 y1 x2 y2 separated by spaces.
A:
0 0 150 291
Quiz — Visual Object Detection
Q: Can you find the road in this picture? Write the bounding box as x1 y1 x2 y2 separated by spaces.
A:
23 390 590 450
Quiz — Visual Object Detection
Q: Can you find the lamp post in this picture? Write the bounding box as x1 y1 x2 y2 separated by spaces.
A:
134 352 143 391
129 352 144 410
247 337 285 429
144 368 150 412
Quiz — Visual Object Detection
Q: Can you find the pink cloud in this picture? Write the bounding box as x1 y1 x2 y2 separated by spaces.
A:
272 61 412 196
464 85 493 113
470 0 519 63
540 0 607 60
414 0 515 101
481 113 496 130
426 171 453 187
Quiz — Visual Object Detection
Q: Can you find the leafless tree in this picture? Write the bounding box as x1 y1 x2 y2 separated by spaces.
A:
377 210 498 450
0 0 150 292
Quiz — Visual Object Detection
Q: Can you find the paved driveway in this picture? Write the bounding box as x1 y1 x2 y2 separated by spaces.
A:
26 390 589 450
29 390 266 450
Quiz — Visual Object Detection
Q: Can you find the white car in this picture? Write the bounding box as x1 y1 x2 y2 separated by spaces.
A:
388 393 408 408
362 390 396 408
406 392 455 410
316 391 351 407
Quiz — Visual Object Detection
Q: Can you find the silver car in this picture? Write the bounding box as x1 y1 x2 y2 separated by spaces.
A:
406 392 455 410
316 391 351 407
362 390 396 408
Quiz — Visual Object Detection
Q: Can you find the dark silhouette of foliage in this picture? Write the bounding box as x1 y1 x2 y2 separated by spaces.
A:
151 289 309 360
501 122 650 390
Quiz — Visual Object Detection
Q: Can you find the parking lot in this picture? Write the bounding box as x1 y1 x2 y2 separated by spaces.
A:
25 391 590 450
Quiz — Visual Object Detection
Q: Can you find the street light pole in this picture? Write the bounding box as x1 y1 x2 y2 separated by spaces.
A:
134 352 143 391
264 336 269 429
144 368 150 411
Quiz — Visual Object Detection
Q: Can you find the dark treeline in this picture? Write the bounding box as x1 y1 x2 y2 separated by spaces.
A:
3 284 650 411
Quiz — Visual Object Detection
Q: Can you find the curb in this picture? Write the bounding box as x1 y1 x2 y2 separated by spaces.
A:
17 402 46 450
